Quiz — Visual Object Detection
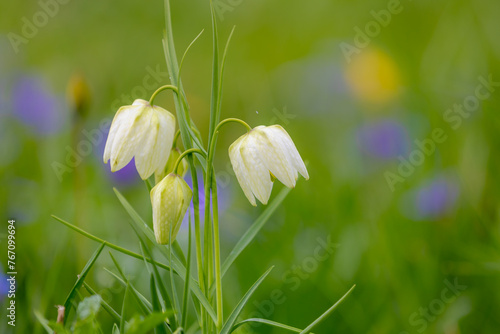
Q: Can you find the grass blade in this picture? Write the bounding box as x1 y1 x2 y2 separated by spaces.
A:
231 318 304 333
34 310 54 334
51 215 173 273
150 274 170 334
219 266 274 334
63 242 106 324
181 211 193 328
82 282 121 324
299 285 356 334
221 187 291 278
104 267 152 312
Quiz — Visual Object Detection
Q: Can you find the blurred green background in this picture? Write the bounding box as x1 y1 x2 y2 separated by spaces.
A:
1 0 500 333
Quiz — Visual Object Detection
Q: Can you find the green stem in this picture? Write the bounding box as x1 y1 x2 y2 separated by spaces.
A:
163 2 206 331
173 148 207 174
173 129 181 147
149 85 179 105
211 173 223 329
181 211 193 329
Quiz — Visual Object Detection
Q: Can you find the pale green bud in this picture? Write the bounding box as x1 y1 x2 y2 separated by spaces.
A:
150 173 192 244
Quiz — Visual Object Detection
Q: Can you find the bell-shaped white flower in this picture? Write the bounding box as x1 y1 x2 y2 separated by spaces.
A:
103 99 175 180
150 173 192 244
229 125 308 206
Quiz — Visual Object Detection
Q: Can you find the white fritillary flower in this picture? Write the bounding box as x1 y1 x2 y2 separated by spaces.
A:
103 99 175 180
229 125 308 206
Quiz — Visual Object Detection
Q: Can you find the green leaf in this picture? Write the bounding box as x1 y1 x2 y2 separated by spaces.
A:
112 323 120 334
221 187 291 278
125 312 171 334
219 266 274 334
82 282 121 323
120 283 130 332
104 268 152 313
34 310 54 334
150 274 169 334
63 242 106 324
74 295 103 334
137 237 175 329
231 318 304 333
108 254 152 314
52 215 172 272
76 295 102 320
299 285 356 334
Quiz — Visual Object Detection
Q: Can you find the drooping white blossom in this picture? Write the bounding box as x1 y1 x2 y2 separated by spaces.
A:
103 99 176 180
229 125 308 206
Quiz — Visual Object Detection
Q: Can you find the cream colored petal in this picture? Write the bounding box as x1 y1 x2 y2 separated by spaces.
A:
153 107 176 175
268 125 309 180
135 109 160 179
239 133 273 205
103 107 127 164
132 99 149 106
108 106 146 172
256 127 297 188
229 135 256 206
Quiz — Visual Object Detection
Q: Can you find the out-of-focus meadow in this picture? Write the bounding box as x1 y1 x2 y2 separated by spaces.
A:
1 0 500 333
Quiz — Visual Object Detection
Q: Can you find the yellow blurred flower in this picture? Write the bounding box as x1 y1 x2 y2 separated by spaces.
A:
345 48 401 105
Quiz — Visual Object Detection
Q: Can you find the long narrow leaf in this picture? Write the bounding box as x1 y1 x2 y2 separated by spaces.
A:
34 310 54 334
219 267 274 334
52 215 172 272
83 282 121 324
63 242 106 324
231 318 304 333
299 285 356 334
221 187 291 278
108 254 152 314
150 274 169 334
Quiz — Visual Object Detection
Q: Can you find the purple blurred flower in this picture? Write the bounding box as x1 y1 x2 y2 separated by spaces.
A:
357 119 409 159
97 127 140 187
416 177 459 219
12 76 65 135
0 271 9 302
401 175 459 221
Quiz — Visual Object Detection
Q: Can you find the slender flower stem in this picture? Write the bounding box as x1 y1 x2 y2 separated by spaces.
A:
164 1 206 331
202 117 250 330
211 172 223 330
172 129 181 147
149 84 179 105
173 148 207 174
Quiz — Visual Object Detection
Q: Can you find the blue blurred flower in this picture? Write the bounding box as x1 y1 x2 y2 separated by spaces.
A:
0 271 9 302
97 127 140 187
356 119 409 159
401 175 459 221
12 75 65 135
416 177 459 219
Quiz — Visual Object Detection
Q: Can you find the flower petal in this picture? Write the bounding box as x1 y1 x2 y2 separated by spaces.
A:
268 125 309 180
229 135 257 206
239 133 273 205
108 106 145 172
256 126 297 188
